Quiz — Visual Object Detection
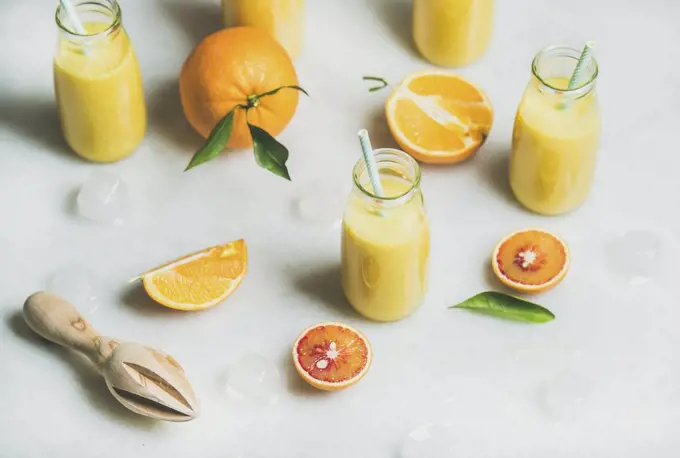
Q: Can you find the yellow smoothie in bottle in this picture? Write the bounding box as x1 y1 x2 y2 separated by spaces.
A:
510 46 601 215
341 149 430 322
54 2 146 163
223 0 304 58
413 0 494 67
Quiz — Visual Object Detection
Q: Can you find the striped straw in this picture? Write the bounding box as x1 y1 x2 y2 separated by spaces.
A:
568 42 595 89
357 129 384 197
59 0 87 35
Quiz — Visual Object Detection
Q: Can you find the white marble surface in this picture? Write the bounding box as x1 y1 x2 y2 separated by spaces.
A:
1 0 680 456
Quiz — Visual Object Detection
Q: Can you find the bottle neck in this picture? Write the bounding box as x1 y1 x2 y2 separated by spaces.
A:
56 0 122 44
530 45 599 102
352 149 421 210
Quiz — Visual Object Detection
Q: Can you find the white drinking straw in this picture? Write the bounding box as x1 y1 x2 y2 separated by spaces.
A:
357 129 384 198
59 0 87 35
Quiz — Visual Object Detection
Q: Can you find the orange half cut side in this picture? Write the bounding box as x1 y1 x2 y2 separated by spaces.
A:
385 70 494 164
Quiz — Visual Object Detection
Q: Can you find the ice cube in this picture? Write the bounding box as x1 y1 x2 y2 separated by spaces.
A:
77 170 129 224
47 266 100 313
225 353 281 405
400 423 456 458
292 181 346 227
606 230 664 284
538 371 593 420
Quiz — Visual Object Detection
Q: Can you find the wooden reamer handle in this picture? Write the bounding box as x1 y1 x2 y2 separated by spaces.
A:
23 291 108 365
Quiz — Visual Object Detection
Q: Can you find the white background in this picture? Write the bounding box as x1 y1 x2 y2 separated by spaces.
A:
1 0 680 456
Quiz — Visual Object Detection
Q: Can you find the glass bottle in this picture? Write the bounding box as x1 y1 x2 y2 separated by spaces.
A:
54 0 146 163
341 149 430 322
413 0 495 67
509 45 601 215
222 0 304 59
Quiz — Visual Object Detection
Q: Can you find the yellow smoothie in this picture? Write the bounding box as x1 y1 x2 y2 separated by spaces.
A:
413 0 494 67
510 76 601 215
341 174 430 322
224 0 304 58
54 22 146 163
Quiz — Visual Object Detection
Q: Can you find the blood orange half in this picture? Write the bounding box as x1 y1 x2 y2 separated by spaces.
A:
492 228 570 293
292 322 372 391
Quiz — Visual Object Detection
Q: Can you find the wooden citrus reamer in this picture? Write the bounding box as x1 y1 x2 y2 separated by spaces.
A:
23 291 200 422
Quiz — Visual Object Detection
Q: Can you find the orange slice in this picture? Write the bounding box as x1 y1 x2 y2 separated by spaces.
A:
292 322 372 391
139 240 247 311
492 229 570 293
385 70 493 164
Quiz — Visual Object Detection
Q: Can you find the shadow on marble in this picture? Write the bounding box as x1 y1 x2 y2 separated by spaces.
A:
146 78 202 154
482 259 517 295
475 145 524 210
5 311 158 429
279 349 329 398
293 263 366 321
158 0 223 46
0 94 79 163
365 105 401 150
366 0 419 58
63 187 80 218
120 283 180 318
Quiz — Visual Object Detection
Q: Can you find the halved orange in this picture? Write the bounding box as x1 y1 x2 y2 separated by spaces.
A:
492 229 570 293
386 70 493 164
292 322 372 391
139 240 247 311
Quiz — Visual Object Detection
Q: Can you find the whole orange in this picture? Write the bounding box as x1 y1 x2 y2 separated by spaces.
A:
179 27 300 149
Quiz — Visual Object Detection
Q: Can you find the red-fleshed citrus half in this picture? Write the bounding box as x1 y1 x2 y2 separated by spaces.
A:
492 228 570 293
292 322 372 391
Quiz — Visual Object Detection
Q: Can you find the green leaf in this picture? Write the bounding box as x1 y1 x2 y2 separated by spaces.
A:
185 109 236 171
248 123 291 181
450 291 555 323
257 85 309 99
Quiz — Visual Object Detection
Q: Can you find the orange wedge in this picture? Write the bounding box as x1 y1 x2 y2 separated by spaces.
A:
139 240 247 311
385 70 493 164
292 322 372 391
492 229 570 293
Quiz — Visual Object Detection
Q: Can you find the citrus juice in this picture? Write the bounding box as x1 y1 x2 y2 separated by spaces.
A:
510 75 601 215
413 0 494 67
224 0 304 58
341 150 430 322
54 21 146 162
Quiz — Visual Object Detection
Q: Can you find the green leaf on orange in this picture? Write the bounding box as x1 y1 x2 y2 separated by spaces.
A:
248 123 291 181
185 109 235 171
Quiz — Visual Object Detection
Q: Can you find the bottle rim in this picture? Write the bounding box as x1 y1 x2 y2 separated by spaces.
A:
352 148 422 205
55 0 121 37
531 45 599 96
